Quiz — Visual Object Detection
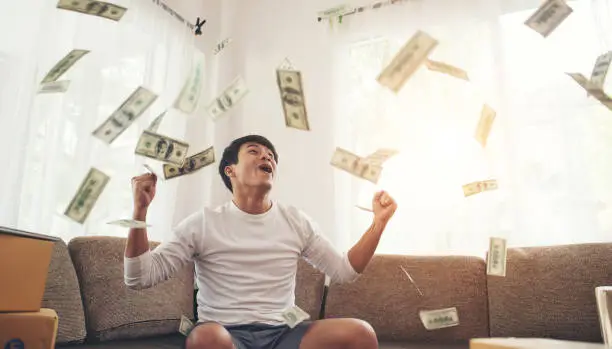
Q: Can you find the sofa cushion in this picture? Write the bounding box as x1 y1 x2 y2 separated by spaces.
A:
487 242 612 342
42 239 87 344
325 255 489 343
57 334 185 348
68 237 194 342
295 258 325 319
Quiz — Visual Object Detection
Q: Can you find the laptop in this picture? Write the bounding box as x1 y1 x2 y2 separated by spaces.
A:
0 226 60 242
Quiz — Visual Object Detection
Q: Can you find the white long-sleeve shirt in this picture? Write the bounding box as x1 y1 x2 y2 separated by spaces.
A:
124 200 359 325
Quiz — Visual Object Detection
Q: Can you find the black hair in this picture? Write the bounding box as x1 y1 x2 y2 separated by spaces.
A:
219 135 279 192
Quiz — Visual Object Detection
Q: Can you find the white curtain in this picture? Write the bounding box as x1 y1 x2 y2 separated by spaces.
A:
221 0 612 256
0 0 219 242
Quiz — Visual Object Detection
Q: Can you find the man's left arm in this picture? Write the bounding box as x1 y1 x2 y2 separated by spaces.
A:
301 190 397 283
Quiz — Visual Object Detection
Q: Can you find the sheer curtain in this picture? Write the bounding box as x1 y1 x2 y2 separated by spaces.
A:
333 0 612 255
221 0 612 257
0 0 218 242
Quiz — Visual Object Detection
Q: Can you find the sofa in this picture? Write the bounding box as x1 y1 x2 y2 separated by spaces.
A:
43 237 612 348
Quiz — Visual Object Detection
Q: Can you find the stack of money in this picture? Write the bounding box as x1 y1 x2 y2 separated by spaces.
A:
276 69 310 130
524 0 573 37
135 130 189 166
39 49 89 93
57 0 127 21
92 86 158 144
64 168 110 224
282 306 310 329
163 146 215 180
377 30 438 93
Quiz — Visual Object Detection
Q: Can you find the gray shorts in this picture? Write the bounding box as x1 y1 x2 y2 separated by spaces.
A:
186 321 312 349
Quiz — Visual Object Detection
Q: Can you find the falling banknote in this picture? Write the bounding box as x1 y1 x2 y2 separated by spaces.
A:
277 69 310 131
360 148 399 167
64 168 110 224
330 147 383 184
213 38 232 55
425 59 469 81
567 73 612 111
174 51 205 114
207 76 249 120
147 110 166 133
282 306 310 329
179 315 194 336
462 179 498 197
487 237 507 277
377 30 438 93
474 104 496 147
107 219 150 229
41 49 89 84
135 130 189 166
589 51 612 92
419 307 460 330
38 81 71 94
524 0 573 38
163 146 215 180
92 86 158 144
57 0 127 21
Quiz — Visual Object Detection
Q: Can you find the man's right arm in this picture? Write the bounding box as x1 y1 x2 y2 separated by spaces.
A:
124 173 198 289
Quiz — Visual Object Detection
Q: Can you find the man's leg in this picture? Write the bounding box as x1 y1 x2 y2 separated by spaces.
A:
185 322 241 349
275 318 378 349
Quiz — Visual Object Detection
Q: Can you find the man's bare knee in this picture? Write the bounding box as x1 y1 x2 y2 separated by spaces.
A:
186 322 234 349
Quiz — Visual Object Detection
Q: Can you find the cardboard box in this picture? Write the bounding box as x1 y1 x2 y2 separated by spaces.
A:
0 308 58 349
0 226 59 312
470 338 607 349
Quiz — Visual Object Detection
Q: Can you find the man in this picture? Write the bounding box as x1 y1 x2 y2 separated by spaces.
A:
125 135 397 349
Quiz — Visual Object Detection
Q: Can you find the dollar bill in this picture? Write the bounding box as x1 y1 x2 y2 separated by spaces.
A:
163 146 215 180
377 30 438 93
178 315 194 336
419 307 459 330
361 148 399 167
524 0 573 38
92 86 158 144
64 168 110 224
147 110 166 133
462 179 498 197
282 306 310 329
142 164 160 178
567 73 612 111
38 80 70 94
213 38 232 55
278 57 295 70
174 51 205 114
474 104 496 147
57 0 127 21
330 147 383 184
317 4 354 20
590 51 612 91
277 69 310 131
41 49 89 84
355 205 373 212
595 286 612 345
206 76 249 120
399 265 424 296
135 130 189 166
487 237 507 277
107 219 150 229
425 59 469 81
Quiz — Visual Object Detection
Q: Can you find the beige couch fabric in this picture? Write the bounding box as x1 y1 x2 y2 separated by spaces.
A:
68 237 194 342
487 243 612 342
295 258 326 319
42 239 87 344
325 254 489 343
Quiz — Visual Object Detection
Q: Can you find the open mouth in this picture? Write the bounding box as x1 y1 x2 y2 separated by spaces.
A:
258 164 273 174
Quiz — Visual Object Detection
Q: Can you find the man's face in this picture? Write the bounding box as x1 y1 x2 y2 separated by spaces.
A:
227 142 277 192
